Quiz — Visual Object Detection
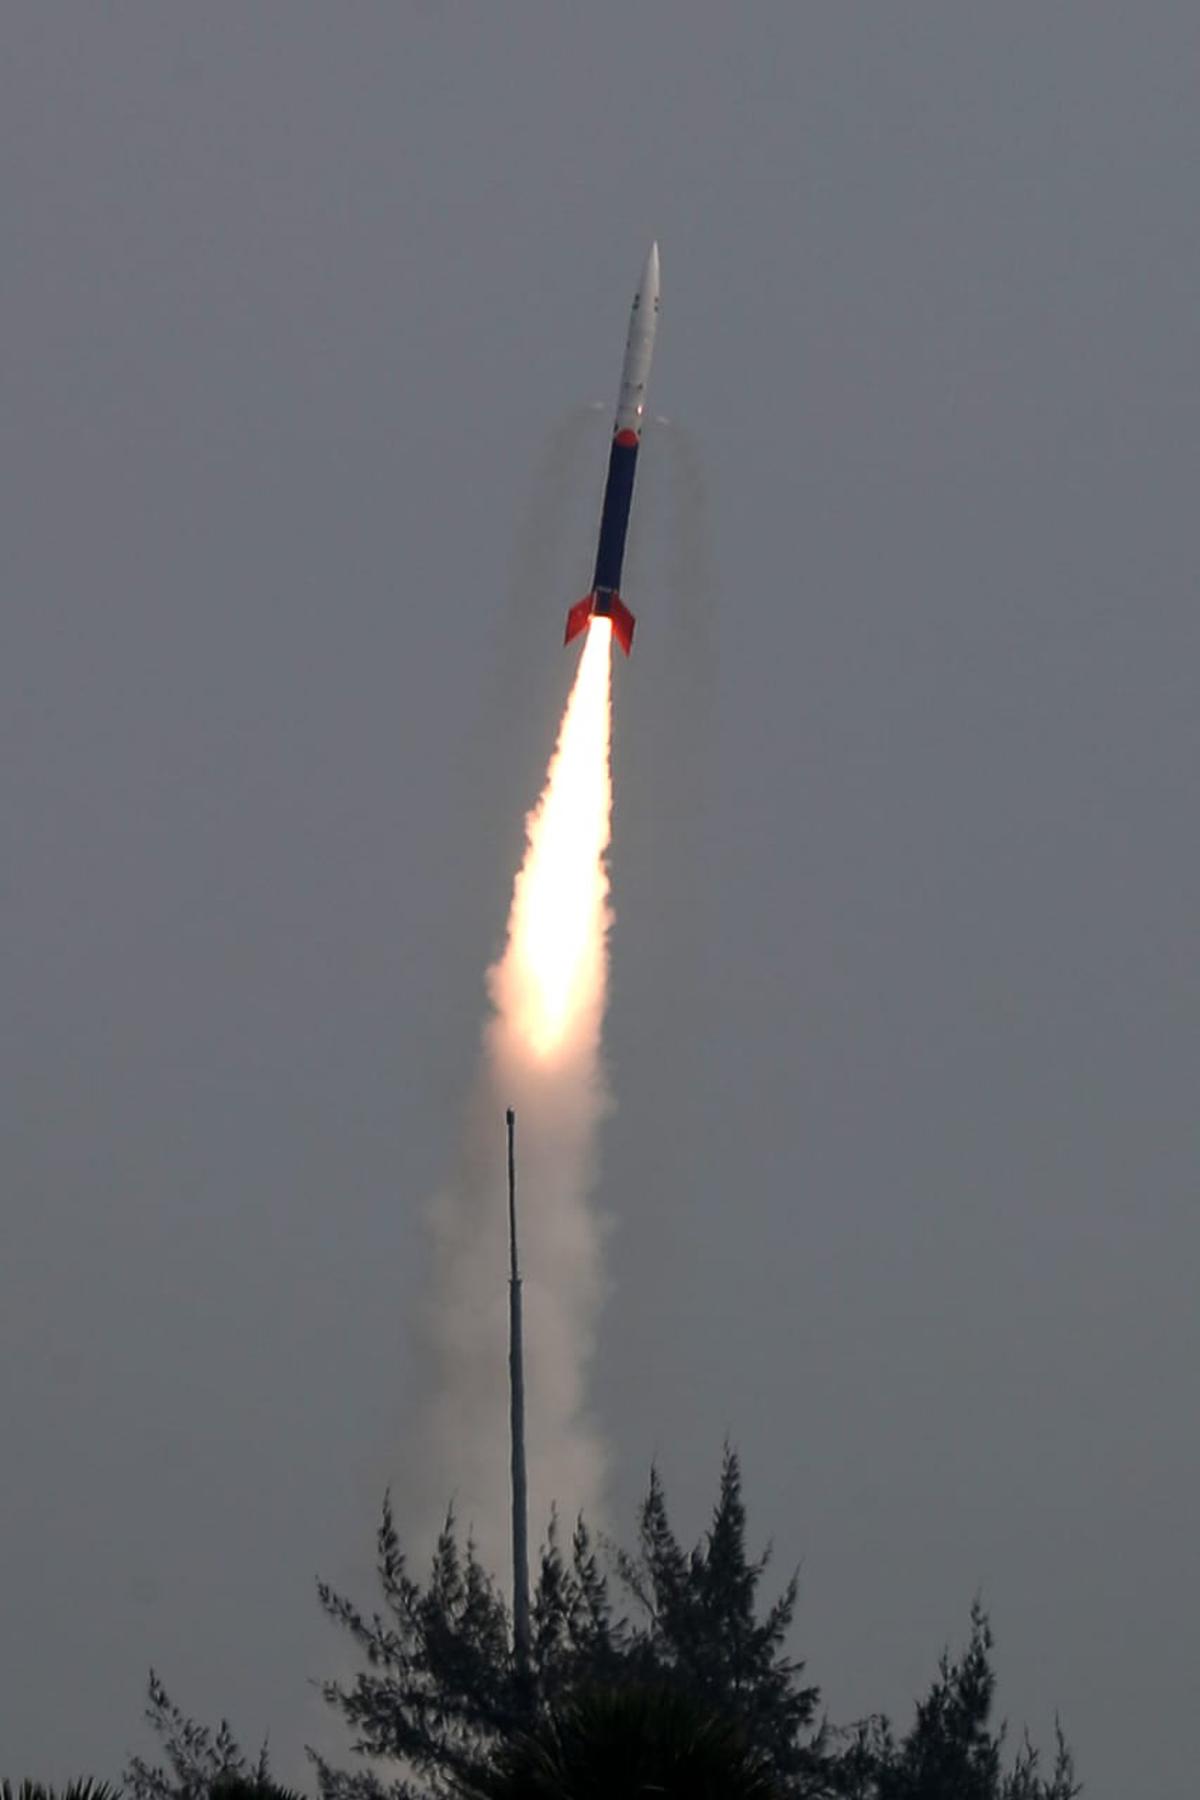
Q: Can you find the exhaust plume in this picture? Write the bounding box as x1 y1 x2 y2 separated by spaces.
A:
420 622 615 1568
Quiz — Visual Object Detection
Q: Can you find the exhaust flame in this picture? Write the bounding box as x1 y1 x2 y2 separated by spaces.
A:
492 620 614 1060
420 621 615 1566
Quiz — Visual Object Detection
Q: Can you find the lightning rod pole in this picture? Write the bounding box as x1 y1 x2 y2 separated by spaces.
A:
507 1107 531 1679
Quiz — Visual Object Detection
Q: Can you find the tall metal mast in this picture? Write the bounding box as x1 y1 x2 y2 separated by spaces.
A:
506 1107 531 1677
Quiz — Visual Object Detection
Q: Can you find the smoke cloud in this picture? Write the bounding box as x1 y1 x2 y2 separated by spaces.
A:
419 624 615 1571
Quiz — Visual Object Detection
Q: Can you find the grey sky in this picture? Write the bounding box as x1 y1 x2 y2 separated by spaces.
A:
2 6 1197 1797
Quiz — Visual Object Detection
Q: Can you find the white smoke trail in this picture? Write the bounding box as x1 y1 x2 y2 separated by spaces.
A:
420 623 614 1571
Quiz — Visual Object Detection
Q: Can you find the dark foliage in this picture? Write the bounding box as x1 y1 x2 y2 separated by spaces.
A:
123 1671 300 1800
313 1449 822 1798
831 1607 1080 1800
1 1786 123 1800
614 1452 822 1783
456 1684 782 1800
127 1450 1080 1800
311 1497 524 1800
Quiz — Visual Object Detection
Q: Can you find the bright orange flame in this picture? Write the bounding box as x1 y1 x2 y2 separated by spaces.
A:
491 620 613 1060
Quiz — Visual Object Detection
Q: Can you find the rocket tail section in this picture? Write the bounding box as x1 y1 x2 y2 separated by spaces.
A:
564 591 635 656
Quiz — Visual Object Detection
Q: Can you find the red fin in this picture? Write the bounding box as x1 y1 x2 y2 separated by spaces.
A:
610 595 636 656
564 595 594 646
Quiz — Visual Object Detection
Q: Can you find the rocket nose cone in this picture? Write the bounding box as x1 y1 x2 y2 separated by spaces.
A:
640 241 660 309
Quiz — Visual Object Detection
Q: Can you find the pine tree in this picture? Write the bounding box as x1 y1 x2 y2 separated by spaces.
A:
313 1451 827 1797
311 1498 521 1800
2 1786 123 1800
124 1672 292 1800
615 1448 823 1787
857 1604 1080 1800
455 1685 782 1800
127 1454 1080 1800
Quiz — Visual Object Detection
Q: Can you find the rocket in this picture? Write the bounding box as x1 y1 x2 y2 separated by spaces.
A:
564 242 661 657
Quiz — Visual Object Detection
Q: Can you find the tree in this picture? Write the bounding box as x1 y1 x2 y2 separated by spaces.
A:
313 1449 827 1799
835 1606 1080 1800
2 1786 122 1800
128 1452 1080 1800
614 1452 823 1786
313 1500 520 1800
123 1671 301 1800
456 1685 781 1800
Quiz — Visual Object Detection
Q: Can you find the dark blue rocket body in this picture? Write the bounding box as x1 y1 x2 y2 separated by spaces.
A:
564 425 641 656
592 435 639 594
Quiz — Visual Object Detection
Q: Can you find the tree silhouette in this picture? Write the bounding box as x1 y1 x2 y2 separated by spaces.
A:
2 1785 123 1800
456 1685 781 1800
123 1671 301 1800
126 1452 1080 1800
833 1607 1079 1800
314 1450 832 1798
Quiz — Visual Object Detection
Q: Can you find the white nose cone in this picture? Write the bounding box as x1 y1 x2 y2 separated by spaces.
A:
615 242 662 435
641 241 661 313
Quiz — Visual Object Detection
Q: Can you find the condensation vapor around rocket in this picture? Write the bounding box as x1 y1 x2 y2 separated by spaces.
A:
422 622 615 1567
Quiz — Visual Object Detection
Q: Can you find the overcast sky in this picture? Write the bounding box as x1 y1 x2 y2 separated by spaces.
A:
2 7 1197 1797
